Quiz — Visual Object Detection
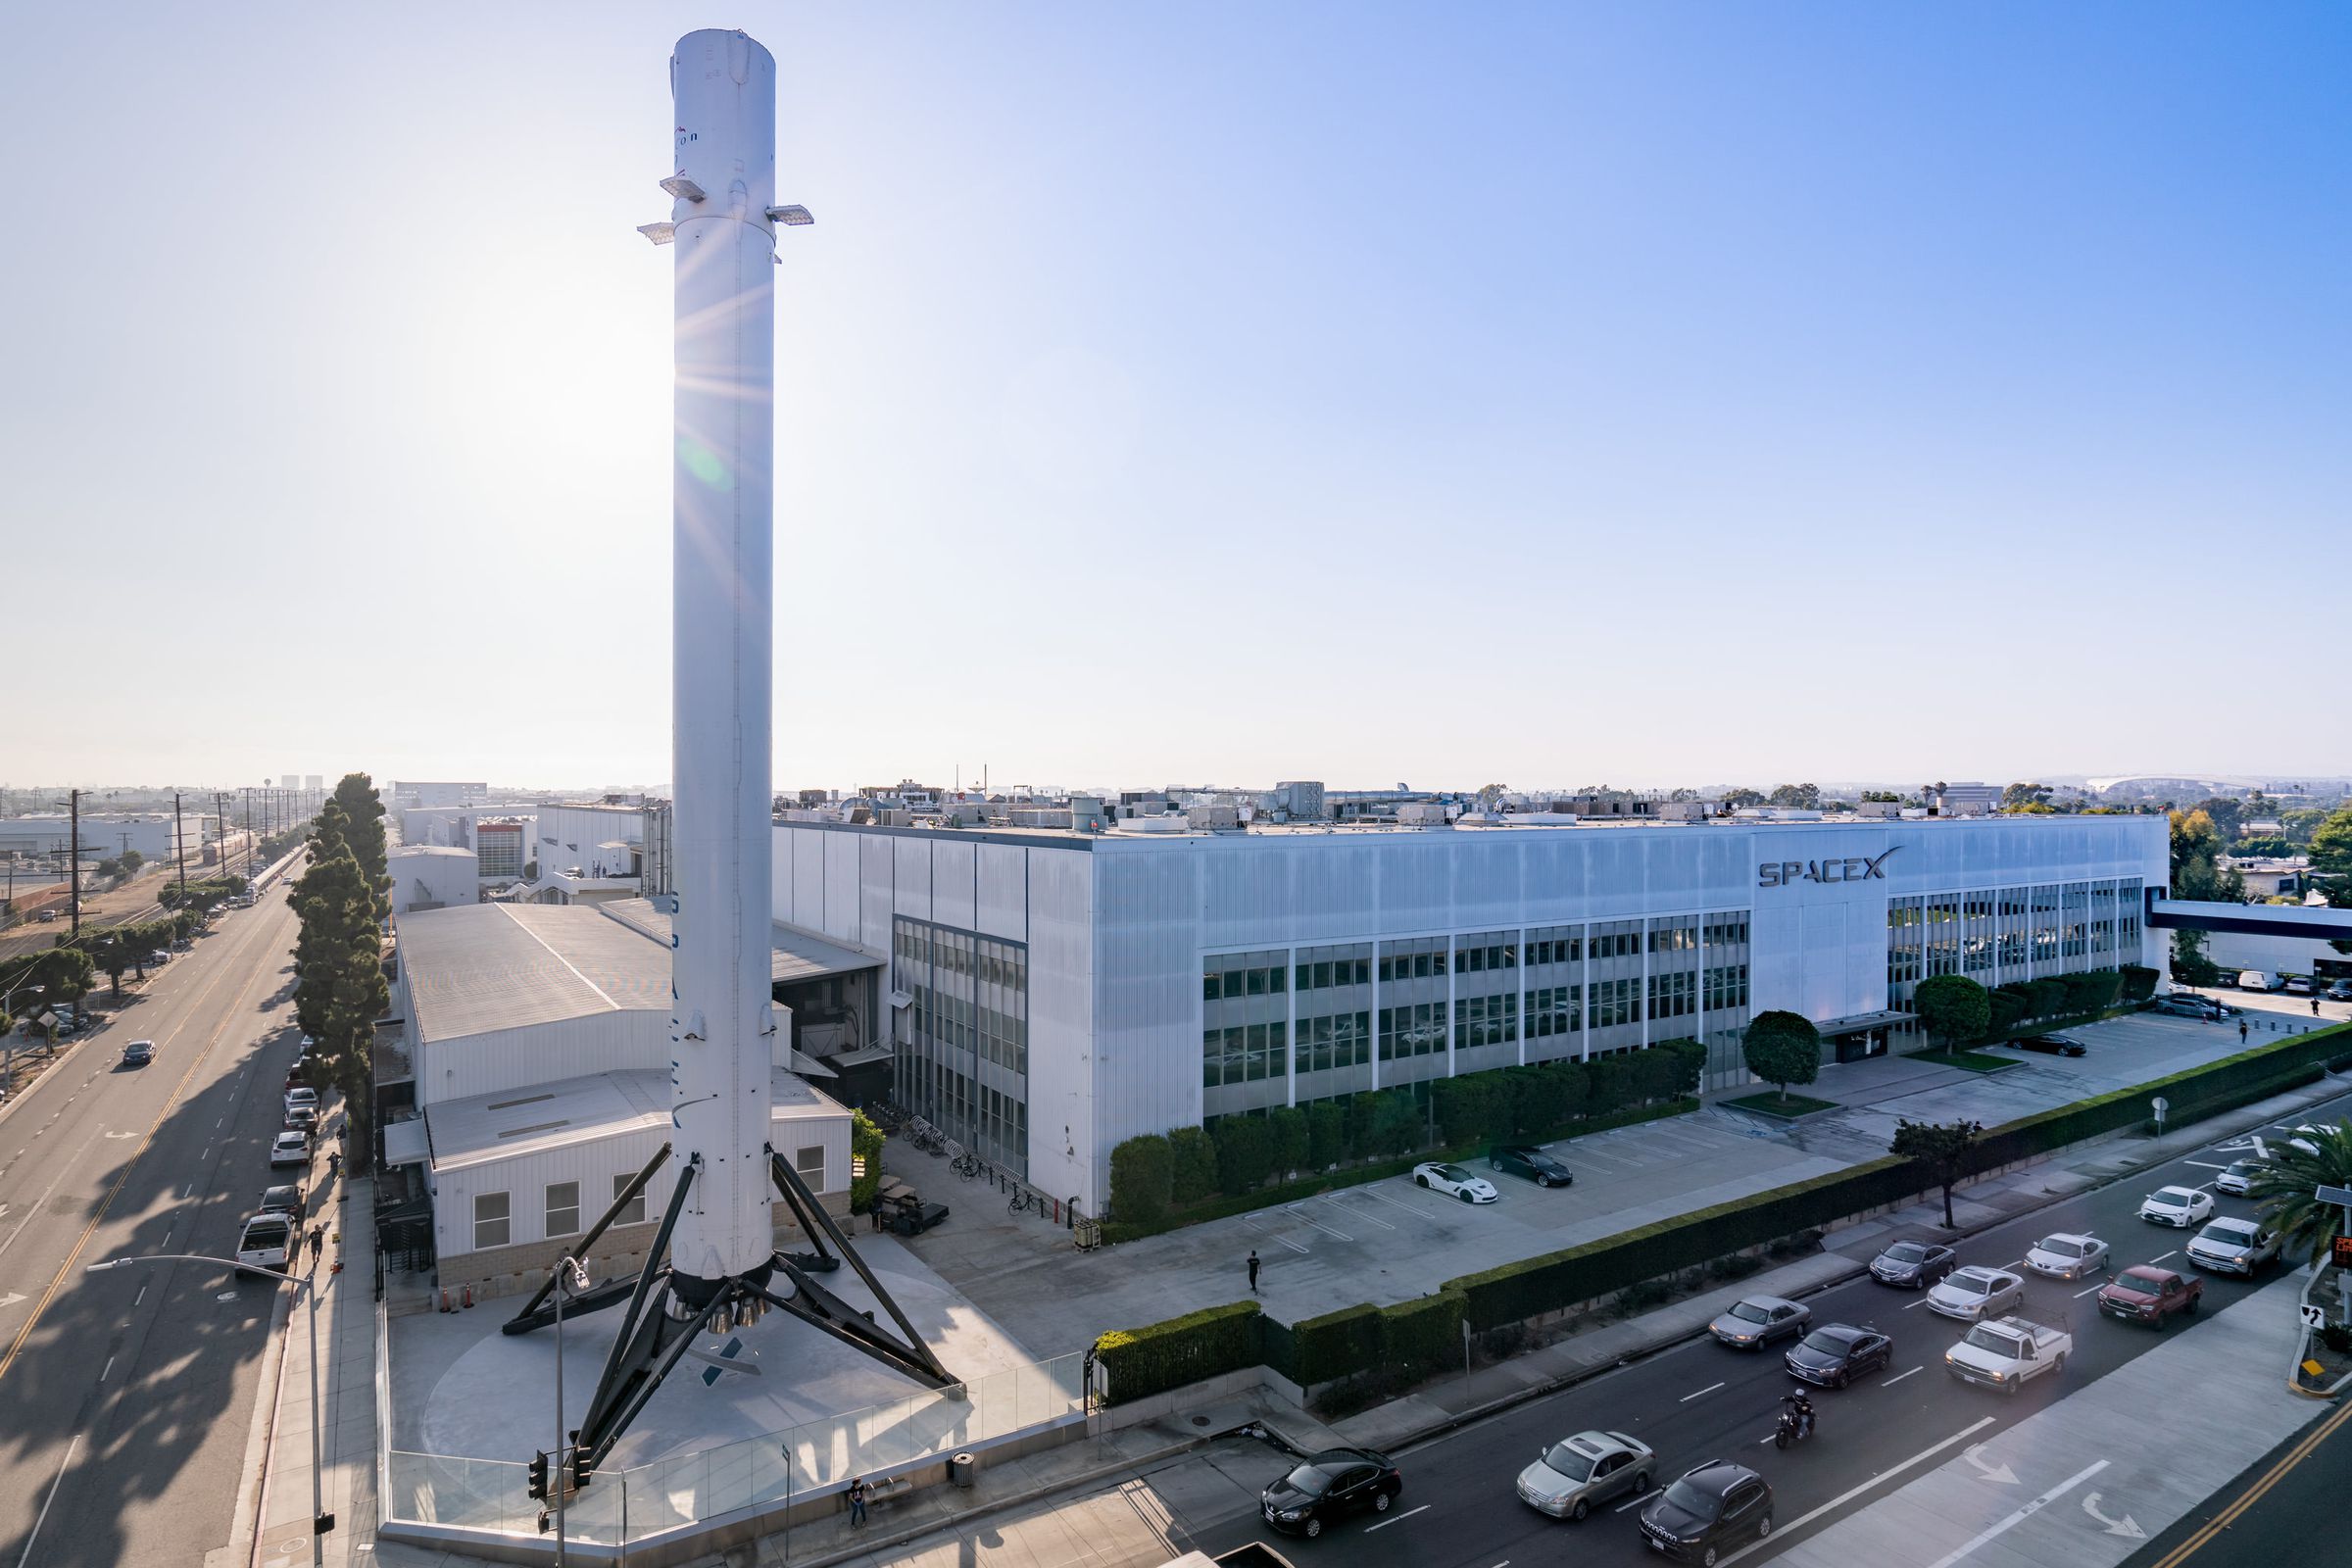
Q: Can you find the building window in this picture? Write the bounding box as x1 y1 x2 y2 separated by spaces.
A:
473 1192 511 1250
612 1173 646 1226
795 1145 826 1187
544 1181 580 1238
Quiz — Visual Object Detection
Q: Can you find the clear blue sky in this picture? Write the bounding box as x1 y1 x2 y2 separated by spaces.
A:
4 3 2345 793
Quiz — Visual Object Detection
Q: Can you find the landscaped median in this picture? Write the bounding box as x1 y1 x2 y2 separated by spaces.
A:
1094 1019 2352 1408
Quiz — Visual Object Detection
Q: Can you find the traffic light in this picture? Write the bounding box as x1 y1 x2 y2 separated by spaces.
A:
527 1449 550 1501
571 1446 595 1492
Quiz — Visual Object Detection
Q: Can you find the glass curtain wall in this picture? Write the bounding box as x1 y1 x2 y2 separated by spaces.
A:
893 916 1030 1177
1377 936 1451 1088
1523 924 1585 1065
1293 942 1373 1103
1646 916 1700 1044
1451 930 1520 1075
1201 950 1290 1118
1702 911 1751 1086
1587 918 1644 1056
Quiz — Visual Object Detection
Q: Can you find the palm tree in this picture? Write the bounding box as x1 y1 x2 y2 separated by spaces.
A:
2248 1119 2352 1268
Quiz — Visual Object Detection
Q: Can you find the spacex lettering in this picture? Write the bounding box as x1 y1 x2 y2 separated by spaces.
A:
1758 848 1899 889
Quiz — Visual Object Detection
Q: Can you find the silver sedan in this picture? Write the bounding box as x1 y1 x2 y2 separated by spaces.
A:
1708 1295 1811 1348
1515 1430 1656 1521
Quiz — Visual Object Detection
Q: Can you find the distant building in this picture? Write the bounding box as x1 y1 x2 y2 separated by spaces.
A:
386 845 477 913
392 781 492 809
1935 782 2002 816
474 818 527 881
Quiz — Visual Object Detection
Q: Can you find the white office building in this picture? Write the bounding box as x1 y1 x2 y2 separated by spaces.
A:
770 813 2168 1215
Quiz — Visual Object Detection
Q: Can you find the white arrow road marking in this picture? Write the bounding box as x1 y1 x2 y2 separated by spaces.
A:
0 1294 25 1309
103 1131 138 1140
1720 1418 1996 1566
1962 1445 2020 1485
2082 1493 2143 1539
1923 1459 2109 1568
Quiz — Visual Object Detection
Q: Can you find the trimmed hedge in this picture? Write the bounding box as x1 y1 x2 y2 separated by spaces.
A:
1096 1299 1263 1404
1383 1291 1469 1383
1291 1302 1383 1387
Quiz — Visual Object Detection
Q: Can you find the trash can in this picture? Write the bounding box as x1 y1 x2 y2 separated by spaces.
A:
950 1452 976 1489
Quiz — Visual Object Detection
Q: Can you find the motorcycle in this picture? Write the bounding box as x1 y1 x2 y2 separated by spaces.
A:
1774 1401 1815 1451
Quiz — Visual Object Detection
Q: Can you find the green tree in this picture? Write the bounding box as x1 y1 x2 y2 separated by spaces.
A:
1913 974 1992 1052
2000 782 2053 810
95 858 122 881
2247 1121 2352 1269
1767 783 1822 810
1267 1105 1309 1177
1722 788 1765 809
1167 1125 1218 1204
119 849 144 875
2186 796 2244 840
1364 1090 1423 1156
1306 1102 1348 1169
1209 1115 1276 1197
1890 1117 1984 1228
1108 1134 1173 1224
1741 1010 1820 1102
2171 927 2225 986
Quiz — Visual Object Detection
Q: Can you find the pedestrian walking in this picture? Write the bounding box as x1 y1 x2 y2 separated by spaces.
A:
848 1476 868 1528
2238 1017 2249 1045
2313 997 2322 1017
1246 1250 1260 1294
327 1150 342 1183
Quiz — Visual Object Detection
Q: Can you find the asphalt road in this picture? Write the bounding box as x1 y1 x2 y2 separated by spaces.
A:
0 870 311 1568
0 834 271 966
1190 1084 2352 1568
2117 1391 2352 1568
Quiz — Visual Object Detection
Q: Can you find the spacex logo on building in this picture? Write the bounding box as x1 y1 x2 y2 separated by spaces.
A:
1758 848 1899 889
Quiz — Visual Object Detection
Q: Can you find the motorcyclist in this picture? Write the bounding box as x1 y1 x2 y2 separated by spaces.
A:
1781 1390 1816 1439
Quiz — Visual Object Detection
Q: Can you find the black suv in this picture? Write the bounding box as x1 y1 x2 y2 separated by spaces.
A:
1489 1144 1574 1188
1639 1460 1772 1565
1260 1446 1401 1538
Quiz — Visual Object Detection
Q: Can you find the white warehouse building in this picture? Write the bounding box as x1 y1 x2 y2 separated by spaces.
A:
770 813 2170 1216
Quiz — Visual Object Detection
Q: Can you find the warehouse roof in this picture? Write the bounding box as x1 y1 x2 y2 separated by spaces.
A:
420 1065 844 1172
397 903 672 1044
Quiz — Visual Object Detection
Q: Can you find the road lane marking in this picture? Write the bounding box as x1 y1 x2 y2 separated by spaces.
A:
1903 1296 1934 1309
15 1431 82 1568
1616 1487 1661 1513
2182 1160 2231 1171
99 1355 114 1382
1885 1365 1923 1385
1681 1381 1725 1401
1719 1417 1997 1567
1918 1458 2109 1568
133 1286 144 1306
2074 1282 2106 1298
2149 1250 2177 1263
1364 1503 1427 1532
2148 1396 2352 1568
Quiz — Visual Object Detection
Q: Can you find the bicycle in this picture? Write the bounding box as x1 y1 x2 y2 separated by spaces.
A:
951 1152 981 1180
1008 1189 1040 1218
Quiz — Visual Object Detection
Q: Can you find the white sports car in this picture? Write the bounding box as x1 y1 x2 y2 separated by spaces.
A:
2137 1186 2215 1228
1412 1161 1499 1203
1927 1266 2026 1321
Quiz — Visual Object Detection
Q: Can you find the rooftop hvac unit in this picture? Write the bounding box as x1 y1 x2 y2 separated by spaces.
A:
1186 805 1241 831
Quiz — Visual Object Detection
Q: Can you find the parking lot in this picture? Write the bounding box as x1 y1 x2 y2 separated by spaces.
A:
902 994 2345 1359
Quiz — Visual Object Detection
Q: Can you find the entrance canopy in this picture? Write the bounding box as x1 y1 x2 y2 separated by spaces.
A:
1814 1009 1911 1038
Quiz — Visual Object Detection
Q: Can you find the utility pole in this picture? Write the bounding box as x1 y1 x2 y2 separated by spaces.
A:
173 791 188 902
68 788 80 936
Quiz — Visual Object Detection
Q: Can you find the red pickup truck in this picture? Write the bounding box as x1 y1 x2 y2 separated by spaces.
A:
2096 1265 2203 1328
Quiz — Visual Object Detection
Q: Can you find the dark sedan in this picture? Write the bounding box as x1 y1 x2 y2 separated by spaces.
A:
2011 1034 2087 1057
1260 1447 1401 1539
1639 1460 1772 1566
1785 1324 1892 1388
1868 1240 1956 1289
1489 1144 1574 1188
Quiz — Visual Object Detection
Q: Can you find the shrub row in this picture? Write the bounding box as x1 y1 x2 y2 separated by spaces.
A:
1094 1021 2352 1403
1095 1299 1265 1405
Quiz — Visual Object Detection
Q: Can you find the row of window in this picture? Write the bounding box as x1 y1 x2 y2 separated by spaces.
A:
1649 969 1697 1020
467 1152 824 1252
1210 914 1760 999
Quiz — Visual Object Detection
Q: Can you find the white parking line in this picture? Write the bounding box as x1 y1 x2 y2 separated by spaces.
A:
1364 1503 1428 1532
1885 1365 1923 1385
1286 1204 1350 1241
1325 1195 1394 1230
1919 1458 2109 1568
1681 1381 1726 1402
1719 1417 1997 1566
1616 1487 1662 1513
2149 1251 2177 1264
1361 1187 1430 1217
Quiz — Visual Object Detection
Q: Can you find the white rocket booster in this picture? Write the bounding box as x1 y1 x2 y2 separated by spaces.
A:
665 28 778 1304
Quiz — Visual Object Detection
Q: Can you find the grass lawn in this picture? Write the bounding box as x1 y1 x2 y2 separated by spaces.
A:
1721 1092 1842 1118
1912 1049 2019 1073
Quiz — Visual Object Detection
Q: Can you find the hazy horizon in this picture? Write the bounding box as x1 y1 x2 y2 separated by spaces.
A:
6 4 2345 788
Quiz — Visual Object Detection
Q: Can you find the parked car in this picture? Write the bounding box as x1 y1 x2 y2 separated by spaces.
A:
2011 1034 2087 1057
2097 1266 2203 1328
121 1039 156 1067
34 908 58 922
2284 976 2315 995
2327 980 2352 1003
236 1213 292 1271
2137 1186 2215 1228
1489 1144 1574 1188
1258 1447 1401 1538
144 951 170 967
2186 1216 2281 1277
269 1131 311 1168
1944 1316 2071 1394
1785 1324 1893 1389
284 1103 318 1133
2024 1232 2109 1281
1928 1266 2027 1322
1411 1161 1498 1204
1869 1239 1957 1289
2149 995 2219 1019
258 1183 307 1222
1638 1460 1773 1565
2214 1159 2263 1196
2237 970 2283 992
1708 1295 1810 1348
284 1086 319 1116
1515 1429 1654 1520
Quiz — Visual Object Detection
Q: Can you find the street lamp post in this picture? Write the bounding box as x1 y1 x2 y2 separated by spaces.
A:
555 1255 590 1565
89 1250 327 1567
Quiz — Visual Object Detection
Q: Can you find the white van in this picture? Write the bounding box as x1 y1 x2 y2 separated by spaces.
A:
2237 970 2281 992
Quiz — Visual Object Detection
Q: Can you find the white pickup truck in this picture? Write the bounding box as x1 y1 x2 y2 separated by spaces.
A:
1944 1315 2072 1394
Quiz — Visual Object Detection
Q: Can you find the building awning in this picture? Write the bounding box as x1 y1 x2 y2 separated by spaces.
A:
824 1045 895 1071
1814 1009 1912 1037
382 1117 431 1167
786 1048 838 1079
